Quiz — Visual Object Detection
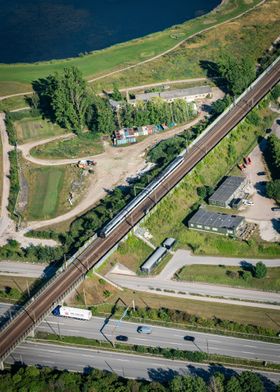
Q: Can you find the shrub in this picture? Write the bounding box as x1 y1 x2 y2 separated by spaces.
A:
254 261 267 279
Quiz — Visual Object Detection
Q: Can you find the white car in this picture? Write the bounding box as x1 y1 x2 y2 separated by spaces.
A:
243 200 254 206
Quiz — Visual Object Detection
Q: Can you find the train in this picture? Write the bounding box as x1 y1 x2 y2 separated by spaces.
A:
99 155 184 238
52 306 92 321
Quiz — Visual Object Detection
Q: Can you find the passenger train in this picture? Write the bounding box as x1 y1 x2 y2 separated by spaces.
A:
99 156 184 238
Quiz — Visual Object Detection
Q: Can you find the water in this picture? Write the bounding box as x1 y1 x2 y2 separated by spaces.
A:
0 0 220 64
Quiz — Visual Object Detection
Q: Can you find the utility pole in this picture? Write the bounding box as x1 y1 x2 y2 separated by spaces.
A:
83 287 87 307
26 280 30 298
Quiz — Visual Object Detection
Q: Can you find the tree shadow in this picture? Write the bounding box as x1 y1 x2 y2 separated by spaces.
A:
147 367 180 382
199 60 228 93
271 218 280 234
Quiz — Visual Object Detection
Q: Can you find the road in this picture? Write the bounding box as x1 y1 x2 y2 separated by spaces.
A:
107 273 280 305
6 341 280 388
0 303 279 363
1 55 279 364
0 261 46 278
156 250 280 280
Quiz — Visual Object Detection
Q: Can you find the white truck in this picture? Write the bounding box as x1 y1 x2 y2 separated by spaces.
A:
53 306 92 320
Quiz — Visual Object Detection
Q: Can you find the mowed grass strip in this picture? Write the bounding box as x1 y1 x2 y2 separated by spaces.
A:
0 95 28 112
104 234 153 273
27 167 64 220
31 132 104 159
15 117 68 144
0 0 263 95
177 265 280 292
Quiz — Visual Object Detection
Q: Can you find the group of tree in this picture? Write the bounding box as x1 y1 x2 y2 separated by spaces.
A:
0 365 274 392
32 66 196 137
265 134 280 202
119 97 196 128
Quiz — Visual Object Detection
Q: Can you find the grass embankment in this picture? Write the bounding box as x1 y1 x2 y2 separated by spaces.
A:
20 159 89 220
30 132 104 159
0 275 35 302
0 0 264 96
144 107 279 258
177 265 280 292
33 332 280 372
0 95 29 112
70 277 280 333
103 234 153 274
92 0 280 91
14 116 68 144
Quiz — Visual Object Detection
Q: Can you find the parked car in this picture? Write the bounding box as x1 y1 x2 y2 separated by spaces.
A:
137 326 152 334
184 335 195 342
257 171 266 176
271 207 280 212
116 335 128 342
243 200 254 206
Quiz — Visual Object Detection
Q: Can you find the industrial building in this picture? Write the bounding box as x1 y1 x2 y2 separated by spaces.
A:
131 86 212 105
188 209 245 237
140 246 167 273
208 176 247 208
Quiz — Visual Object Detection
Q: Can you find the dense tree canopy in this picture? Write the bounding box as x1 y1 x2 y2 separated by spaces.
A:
217 54 256 96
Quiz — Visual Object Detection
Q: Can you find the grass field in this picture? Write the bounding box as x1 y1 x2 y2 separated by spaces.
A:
21 160 89 220
0 96 29 112
88 0 280 91
0 0 264 96
177 265 280 292
144 107 280 258
0 275 35 302
31 132 104 159
103 234 153 273
0 134 2 215
15 117 68 144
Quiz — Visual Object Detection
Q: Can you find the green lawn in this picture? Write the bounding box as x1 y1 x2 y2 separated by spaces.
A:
103 234 153 273
177 264 280 292
0 134 2 215
15 117 68 144
0 0 264 96
0 95 29 112
22 162 88 220
30 132 104 159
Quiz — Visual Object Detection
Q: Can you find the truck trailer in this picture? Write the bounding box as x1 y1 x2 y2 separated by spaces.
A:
53 306 92 321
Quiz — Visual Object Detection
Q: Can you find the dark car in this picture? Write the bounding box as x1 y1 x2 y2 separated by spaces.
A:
116 335 128 342
184 335 195 342
257 171 266 176
271 207 280 212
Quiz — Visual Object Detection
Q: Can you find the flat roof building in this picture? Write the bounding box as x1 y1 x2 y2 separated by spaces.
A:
188 209 245 237
209 176 247 208
130 86 212 105
141 246 167 274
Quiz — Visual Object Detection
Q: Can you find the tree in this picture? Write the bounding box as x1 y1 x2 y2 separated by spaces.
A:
225 377 242 392
111 84 123 101
266 180 280 202
217 54 256 96
254 261 267 279
238 371 264 392
88 95 116 133
51 66 90 134
242 271 252 282
211 95 232 116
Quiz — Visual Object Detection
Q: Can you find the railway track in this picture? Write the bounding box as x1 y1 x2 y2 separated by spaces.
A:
0 58 280 365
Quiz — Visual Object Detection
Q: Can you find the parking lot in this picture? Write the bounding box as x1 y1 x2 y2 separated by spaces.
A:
238 137 280 242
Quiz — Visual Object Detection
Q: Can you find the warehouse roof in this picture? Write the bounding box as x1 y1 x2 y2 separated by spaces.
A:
141 246 167 272
188 209 244 230
209 176 246 204
134 86 211 102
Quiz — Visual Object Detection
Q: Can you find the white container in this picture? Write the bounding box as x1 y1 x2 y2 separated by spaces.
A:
58 306 92 320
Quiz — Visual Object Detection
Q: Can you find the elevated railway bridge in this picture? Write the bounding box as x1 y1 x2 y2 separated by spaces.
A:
0 56 280 368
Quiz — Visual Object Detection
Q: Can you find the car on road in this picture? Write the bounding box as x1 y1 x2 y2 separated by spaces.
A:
137 326 152 334
116 335 128 342
184 335 195 342
271 207 280 212
257 171 266 176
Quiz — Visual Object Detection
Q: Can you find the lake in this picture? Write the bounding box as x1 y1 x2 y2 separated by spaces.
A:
0 0 220 64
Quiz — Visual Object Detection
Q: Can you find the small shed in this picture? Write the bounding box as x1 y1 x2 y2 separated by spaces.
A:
162 238 176 250
141 247 167 273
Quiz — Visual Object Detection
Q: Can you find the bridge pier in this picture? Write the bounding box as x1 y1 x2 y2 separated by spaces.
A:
0 361 4 371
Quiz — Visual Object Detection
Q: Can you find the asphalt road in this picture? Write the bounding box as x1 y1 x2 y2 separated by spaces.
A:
6 341 280 388
107 273 280 305
0 303 279 363
0 261 46 278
